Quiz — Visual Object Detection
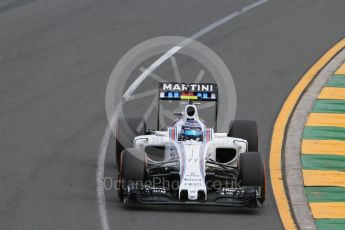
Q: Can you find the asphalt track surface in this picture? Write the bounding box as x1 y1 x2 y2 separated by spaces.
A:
1 0 345 229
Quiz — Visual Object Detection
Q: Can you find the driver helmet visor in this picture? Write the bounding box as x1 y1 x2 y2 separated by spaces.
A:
183 129 202 136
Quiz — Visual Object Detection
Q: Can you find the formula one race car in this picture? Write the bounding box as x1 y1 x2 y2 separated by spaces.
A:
115 82 266 207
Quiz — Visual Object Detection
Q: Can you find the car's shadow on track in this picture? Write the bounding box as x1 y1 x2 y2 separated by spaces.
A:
120 204 261 215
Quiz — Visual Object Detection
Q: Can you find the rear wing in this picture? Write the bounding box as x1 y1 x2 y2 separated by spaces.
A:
159 82 218 101
157 82 218 130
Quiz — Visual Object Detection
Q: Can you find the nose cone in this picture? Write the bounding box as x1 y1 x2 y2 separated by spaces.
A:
188 190 198 200
178 143 207 201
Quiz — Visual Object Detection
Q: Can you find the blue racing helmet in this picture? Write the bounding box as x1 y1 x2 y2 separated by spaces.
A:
179 119 203 141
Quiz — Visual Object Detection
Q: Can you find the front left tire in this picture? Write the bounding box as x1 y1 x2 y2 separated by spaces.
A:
239 151 266 204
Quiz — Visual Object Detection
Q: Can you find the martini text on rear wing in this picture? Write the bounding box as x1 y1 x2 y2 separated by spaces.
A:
159 82 218 101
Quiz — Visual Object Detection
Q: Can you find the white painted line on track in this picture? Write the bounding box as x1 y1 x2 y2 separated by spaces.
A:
96 1 268 230
96 125 112 230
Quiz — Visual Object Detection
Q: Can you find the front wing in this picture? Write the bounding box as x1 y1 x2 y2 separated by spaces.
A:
123 186 262 208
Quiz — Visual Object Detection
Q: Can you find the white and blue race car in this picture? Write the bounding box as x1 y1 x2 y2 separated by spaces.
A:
115 83 265 207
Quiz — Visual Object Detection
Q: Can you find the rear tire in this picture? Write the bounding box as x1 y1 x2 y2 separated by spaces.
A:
118 148 146 201
239 152 266 203
115 117 146 166
228 120 258 152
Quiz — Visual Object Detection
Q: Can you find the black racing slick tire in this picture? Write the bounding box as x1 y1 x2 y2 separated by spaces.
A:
118 148 146 201
228 120 258 152
239 152 266 204
115 117 146 166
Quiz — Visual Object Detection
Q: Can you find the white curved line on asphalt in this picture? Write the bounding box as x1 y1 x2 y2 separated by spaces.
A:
96 125 112 230
96 1 268 229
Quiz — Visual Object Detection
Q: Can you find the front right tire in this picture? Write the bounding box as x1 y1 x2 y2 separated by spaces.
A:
118 148 146 201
